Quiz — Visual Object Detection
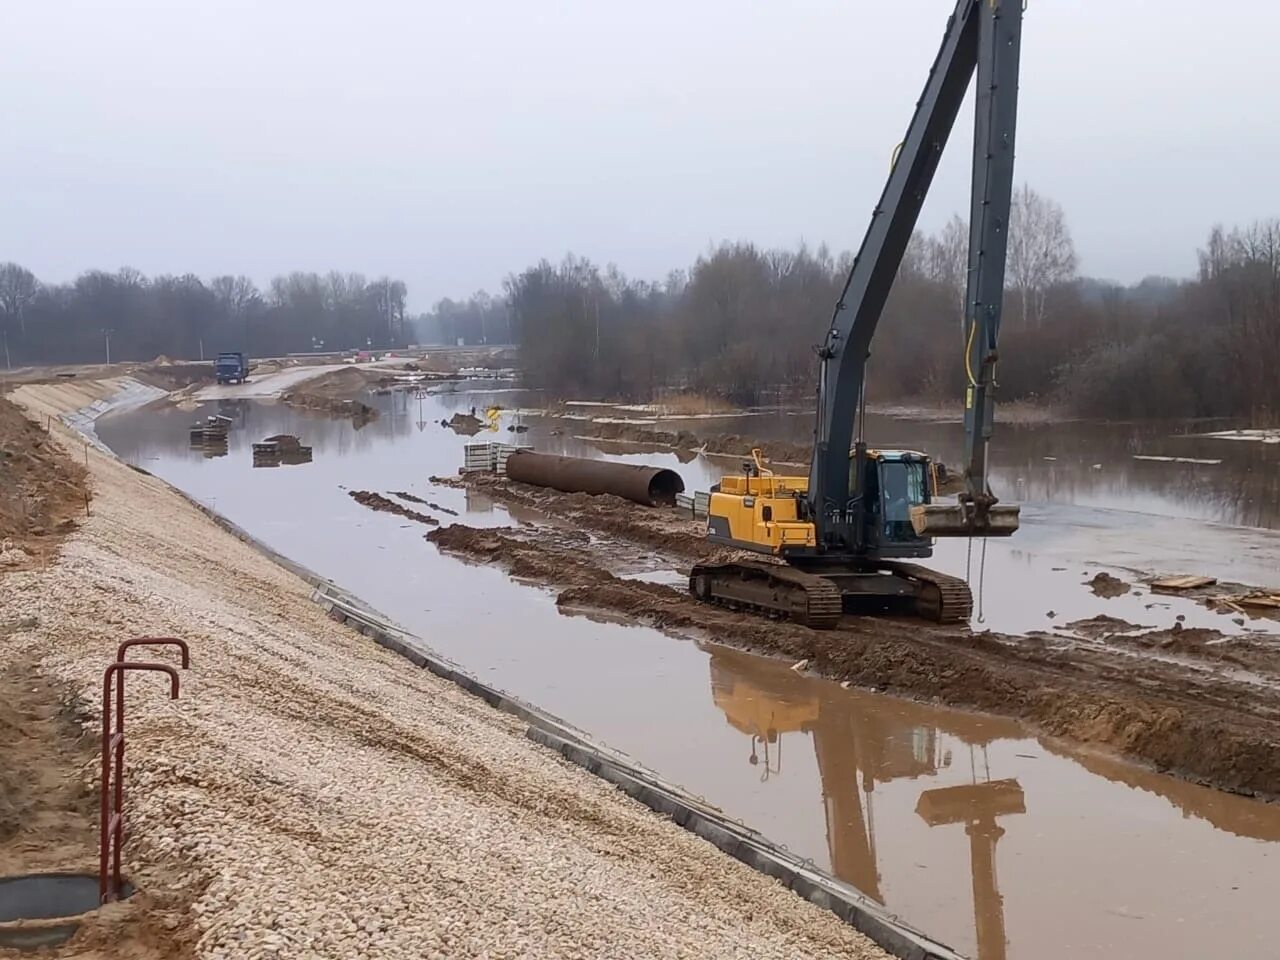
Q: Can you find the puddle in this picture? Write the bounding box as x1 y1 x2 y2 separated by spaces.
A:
96 392 1280 960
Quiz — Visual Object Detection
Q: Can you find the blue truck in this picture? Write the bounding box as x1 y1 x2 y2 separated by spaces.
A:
215 352 249 385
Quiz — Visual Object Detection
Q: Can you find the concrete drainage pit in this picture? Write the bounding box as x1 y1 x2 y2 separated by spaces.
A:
0 873 135 951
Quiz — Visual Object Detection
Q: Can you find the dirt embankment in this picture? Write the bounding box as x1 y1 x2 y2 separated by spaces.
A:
431 476 1280 800
0 657 97 872
280 368 379 425
0 396 88 568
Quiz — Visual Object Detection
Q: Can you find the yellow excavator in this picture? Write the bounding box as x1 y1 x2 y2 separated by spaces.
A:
691 0 1023 627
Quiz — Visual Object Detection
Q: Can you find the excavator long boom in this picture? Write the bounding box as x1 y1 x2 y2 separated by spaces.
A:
808 0 1023 549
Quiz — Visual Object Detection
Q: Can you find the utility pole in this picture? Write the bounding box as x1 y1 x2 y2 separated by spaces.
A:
103 329 112 365
3 327 10 370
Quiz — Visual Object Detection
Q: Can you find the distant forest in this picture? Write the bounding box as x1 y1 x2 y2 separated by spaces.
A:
471 185 1275 421
0 268 411 366
4 185 1277 421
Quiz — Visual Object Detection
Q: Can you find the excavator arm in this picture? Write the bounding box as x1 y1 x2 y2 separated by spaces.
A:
808 0 1023 549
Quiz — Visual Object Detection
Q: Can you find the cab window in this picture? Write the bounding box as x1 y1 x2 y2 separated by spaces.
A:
880 461 927 540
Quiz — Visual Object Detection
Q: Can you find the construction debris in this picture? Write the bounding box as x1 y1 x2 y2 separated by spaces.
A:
443 412 485 435
1207 592 1280 612
1151 575 1218 592
1087 571 1131 598
1132 455 1223 465
189 414 232 458
253 434 313 468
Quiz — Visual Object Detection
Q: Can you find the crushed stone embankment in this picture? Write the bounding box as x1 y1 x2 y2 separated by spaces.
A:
1 381 889 960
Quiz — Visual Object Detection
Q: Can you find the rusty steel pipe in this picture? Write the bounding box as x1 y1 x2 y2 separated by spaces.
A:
101 661 181 904
505 450 685 507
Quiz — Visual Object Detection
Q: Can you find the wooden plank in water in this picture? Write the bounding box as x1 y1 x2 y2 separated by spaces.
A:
1151 575 1218 591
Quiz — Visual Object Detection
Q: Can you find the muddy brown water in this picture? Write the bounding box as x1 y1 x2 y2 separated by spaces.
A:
98 389 1280 960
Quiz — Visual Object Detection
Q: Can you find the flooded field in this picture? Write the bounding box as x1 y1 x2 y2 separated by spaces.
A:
97 388 1280 960
664 406 1280 531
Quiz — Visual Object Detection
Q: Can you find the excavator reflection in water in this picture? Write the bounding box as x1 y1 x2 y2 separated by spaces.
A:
708 646 1024 960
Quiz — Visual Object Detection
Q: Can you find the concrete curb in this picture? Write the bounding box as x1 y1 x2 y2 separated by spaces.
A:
57 378 166 452
58 386 966 960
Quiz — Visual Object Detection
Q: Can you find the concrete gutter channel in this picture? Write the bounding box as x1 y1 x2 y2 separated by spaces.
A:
59 385 965 960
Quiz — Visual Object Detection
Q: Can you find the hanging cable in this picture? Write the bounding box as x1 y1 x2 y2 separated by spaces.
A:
964 317 978 388
977 535 988 623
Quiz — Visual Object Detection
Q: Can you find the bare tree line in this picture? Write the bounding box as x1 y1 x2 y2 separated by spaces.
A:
0 267 409 368
4 184 1277 423
470 186 1273 421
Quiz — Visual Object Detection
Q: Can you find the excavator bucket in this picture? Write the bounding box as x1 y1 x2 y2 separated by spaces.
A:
910 502 1020 538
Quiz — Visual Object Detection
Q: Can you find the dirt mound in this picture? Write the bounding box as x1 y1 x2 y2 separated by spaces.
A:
443 412 484 435
282 389 378 426
136 361 215 390
349 490 439 526
276 367 380 425
0 396 87 568
458 475 724 560
1066 614 1143 637
1088 571 1131 597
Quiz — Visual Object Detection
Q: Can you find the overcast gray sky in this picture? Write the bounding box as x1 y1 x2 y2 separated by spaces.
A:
3 0 1277 309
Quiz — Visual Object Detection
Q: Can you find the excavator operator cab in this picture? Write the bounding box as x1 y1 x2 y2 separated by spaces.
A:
856 451 932 547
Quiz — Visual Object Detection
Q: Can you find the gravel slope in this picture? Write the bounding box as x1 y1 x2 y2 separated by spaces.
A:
2 383 888 960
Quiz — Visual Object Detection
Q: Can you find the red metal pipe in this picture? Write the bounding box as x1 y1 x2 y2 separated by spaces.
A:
117 637 191 669
100 662 180 904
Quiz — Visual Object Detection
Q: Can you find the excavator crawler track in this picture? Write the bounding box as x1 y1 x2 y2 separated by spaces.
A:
690 560 973 627
883 562 973 624
689 561 844 630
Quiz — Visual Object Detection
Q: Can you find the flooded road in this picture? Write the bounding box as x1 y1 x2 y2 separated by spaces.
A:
98 390 1280 960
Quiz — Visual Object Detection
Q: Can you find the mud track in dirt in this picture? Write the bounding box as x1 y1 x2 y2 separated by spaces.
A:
428 478 1280 800
433 474 739 562
349 490 438 526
